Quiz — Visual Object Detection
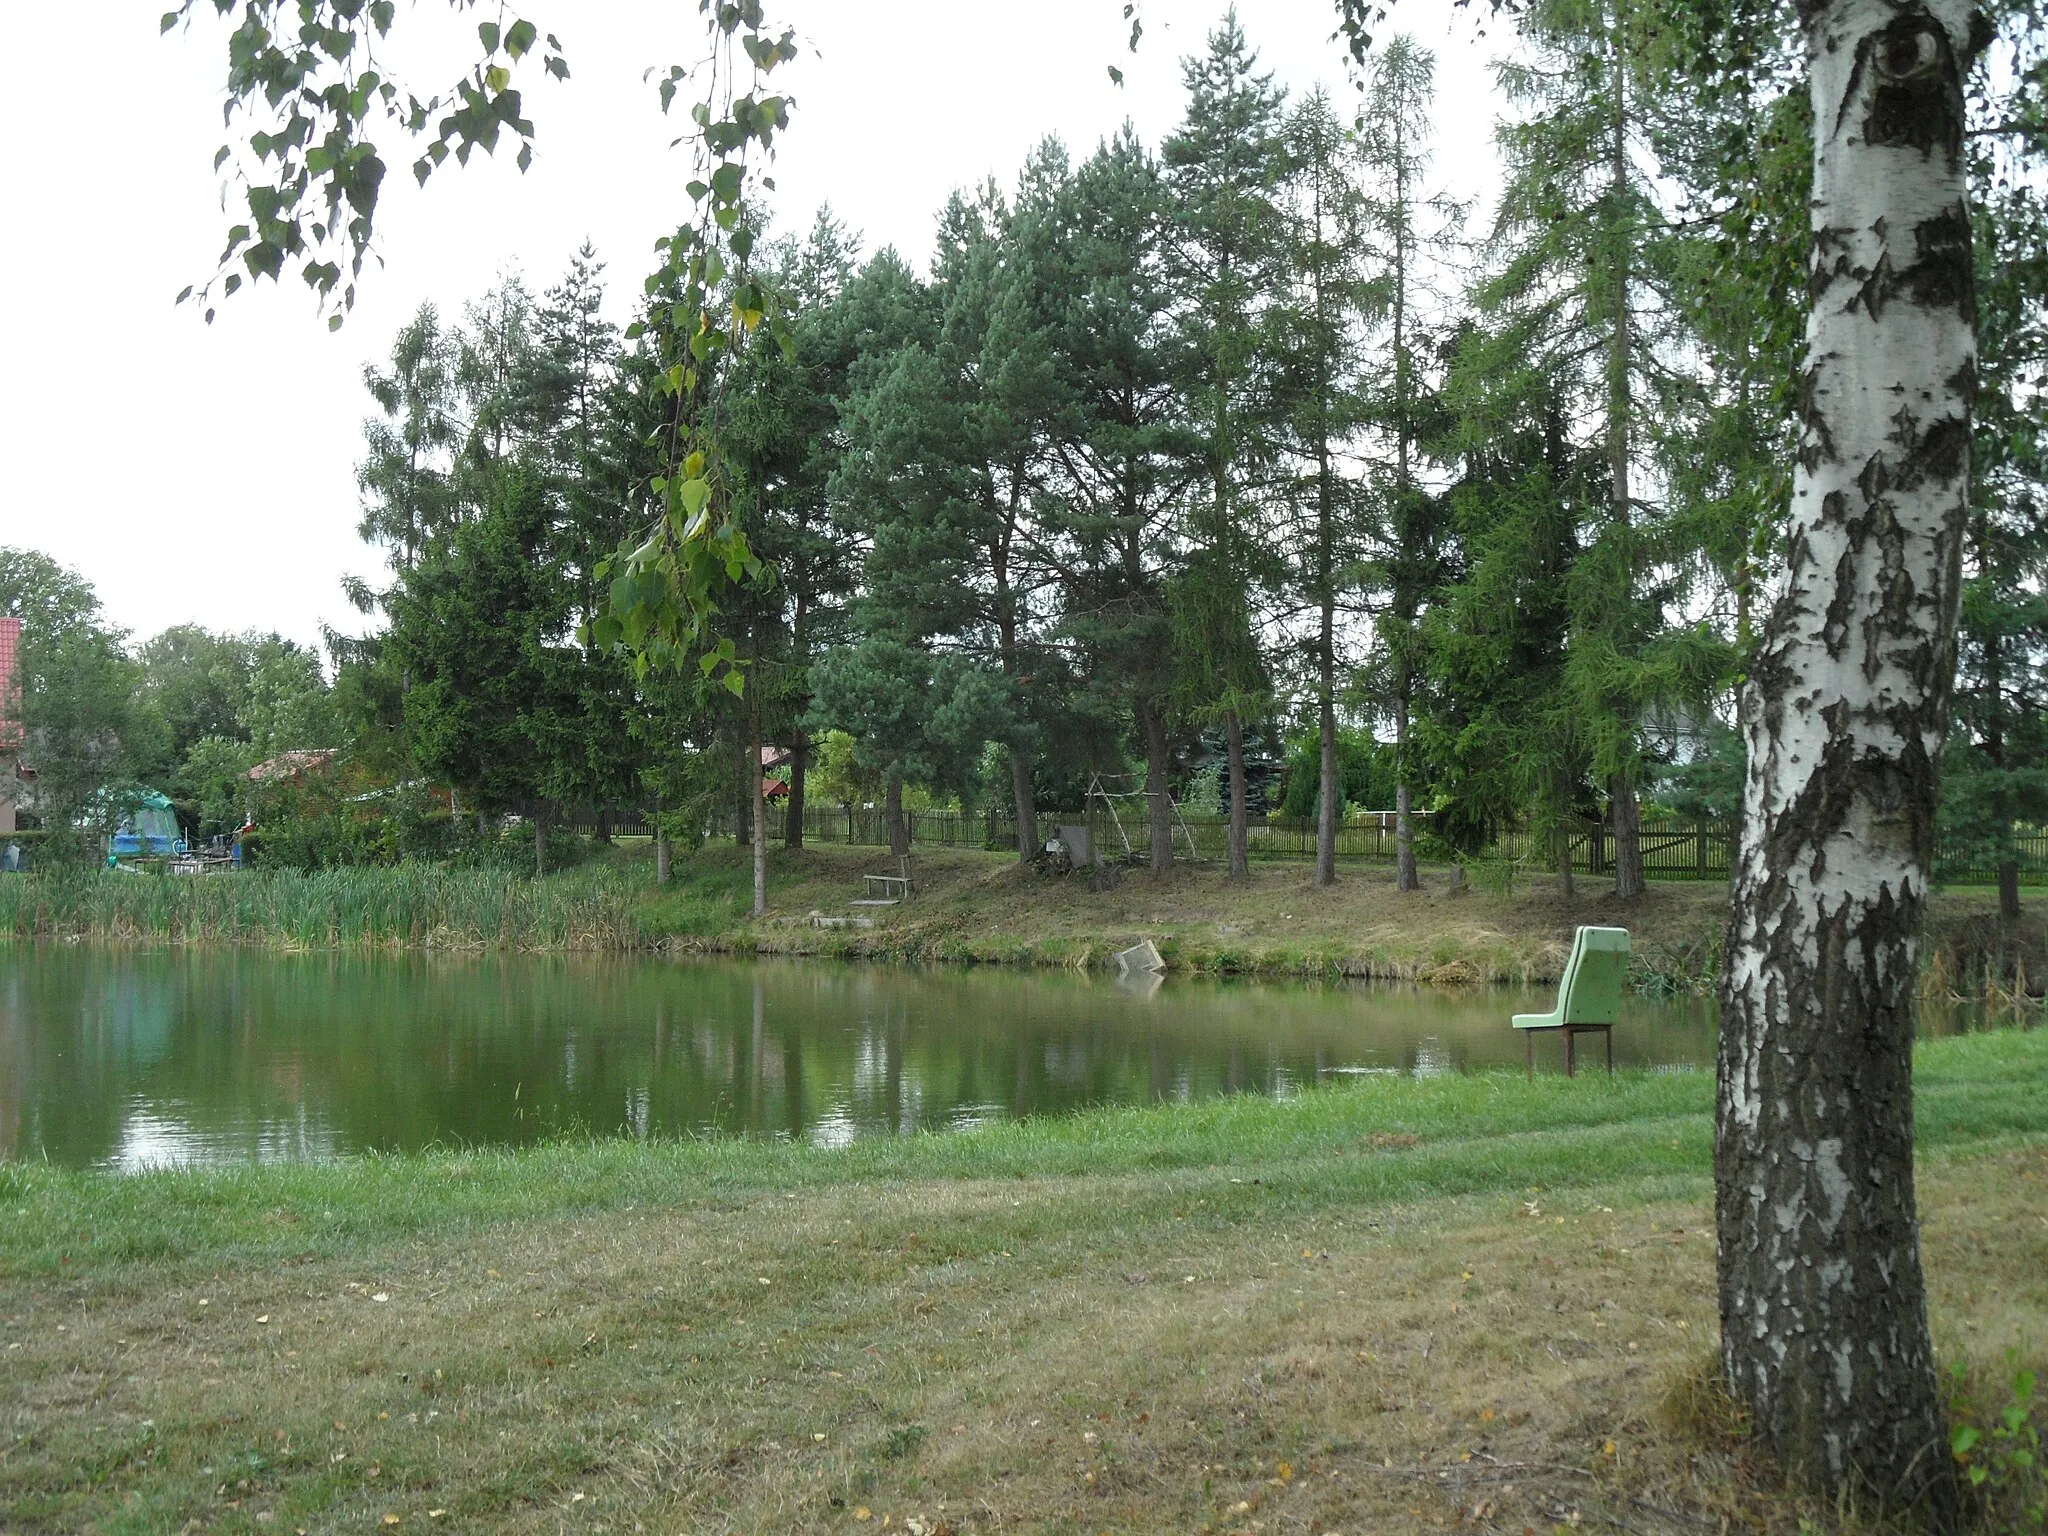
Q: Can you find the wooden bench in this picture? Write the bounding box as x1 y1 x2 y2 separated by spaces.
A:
1512 925 1630 1077
851 858 913 908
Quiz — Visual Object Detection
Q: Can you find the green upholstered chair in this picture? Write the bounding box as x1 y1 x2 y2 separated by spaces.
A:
1512 925 1630 1077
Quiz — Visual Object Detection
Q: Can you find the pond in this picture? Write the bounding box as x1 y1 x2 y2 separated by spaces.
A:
0 947 1718 1169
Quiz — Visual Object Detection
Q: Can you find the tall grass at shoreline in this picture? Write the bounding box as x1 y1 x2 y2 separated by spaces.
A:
0 862 721 951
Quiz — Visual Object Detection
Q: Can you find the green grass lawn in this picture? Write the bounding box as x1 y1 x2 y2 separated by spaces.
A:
3 1029 2045 1534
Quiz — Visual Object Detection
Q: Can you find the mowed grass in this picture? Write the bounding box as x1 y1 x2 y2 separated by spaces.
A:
2 1030 2045 1534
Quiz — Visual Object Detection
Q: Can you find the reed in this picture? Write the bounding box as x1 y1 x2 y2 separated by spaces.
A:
0 863 703 952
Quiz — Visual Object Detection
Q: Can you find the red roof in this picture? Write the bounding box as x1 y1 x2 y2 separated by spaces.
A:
0 617 20 751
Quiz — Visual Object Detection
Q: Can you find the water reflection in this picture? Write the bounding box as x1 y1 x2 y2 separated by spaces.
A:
0 947 1719 1169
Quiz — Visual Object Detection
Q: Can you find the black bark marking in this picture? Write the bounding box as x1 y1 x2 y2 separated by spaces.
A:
1797 366 1837 471
1886 405 1970 492
1858 13 1964 162
1823 542 1858 661
1904 204 1974 318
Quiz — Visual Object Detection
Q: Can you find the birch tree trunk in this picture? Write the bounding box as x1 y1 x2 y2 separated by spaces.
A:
1716 0 1975 1509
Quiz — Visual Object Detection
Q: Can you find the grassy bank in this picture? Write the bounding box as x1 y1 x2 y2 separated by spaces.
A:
7 841 2044 992
3 1029 2045 1534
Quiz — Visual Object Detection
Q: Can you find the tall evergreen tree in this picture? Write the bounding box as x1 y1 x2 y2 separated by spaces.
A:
1162 12 1289 880
1040 128 1198 878
1355 37 1456 892
1482 0 1700 897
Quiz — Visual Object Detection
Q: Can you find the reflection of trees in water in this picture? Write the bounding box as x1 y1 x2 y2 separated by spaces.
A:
4 953 1719 1167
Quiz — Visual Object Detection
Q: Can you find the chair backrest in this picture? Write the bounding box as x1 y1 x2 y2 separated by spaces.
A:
1562 926 1631 1025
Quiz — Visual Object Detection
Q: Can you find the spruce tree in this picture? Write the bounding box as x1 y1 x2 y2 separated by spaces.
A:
1482 0 1696 896
1038 128 1195 878
1162 12 1289 880
1355 37 1456 892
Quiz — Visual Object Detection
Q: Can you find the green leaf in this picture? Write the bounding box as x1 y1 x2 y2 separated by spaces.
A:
724 669 747 698
1955 1426 1983 1456
160 11 179 34
678 478 712 518
478 21 501 53
506 19 537 59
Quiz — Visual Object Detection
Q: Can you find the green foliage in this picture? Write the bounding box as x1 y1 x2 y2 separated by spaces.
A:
1949 1353 2047 1527
1277 728 1397 819
178 735 259 840
0 548 147 860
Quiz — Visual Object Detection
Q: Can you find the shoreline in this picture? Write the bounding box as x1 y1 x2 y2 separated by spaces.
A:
2 843 2040 994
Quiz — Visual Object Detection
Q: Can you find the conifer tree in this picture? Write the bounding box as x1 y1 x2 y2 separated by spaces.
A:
1481 0 1691 897
356 306 460 586
1355 37 1455 892
1162 12 1289 880
1039 129 1195 878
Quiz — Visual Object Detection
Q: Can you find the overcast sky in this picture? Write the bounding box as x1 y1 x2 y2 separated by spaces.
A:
0 1 1507 650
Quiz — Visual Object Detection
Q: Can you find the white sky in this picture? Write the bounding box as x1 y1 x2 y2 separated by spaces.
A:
0 1 1506 650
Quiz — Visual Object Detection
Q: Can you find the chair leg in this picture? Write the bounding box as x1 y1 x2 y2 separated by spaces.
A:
1527 1030 1534 1081
1605 1027 1614 1076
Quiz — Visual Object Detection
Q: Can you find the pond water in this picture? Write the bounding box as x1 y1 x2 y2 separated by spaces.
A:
0 947 1717 1169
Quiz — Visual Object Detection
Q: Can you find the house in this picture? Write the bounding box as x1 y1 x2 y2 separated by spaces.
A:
760 744 792 801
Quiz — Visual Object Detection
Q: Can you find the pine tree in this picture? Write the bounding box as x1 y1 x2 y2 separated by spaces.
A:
356 305 460 584
1355 38 1457 892
1162 12 1289 880
1039 128 1196 878
1482 0 1698 897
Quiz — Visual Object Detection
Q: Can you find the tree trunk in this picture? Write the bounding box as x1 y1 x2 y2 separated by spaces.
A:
1316 689 1340 889
886 775 908 858
1140 700 1173 879
1999 858 2021 922
734 734 750 847
785 730 808 851
534 804 549 880
1226 711 1249 883
1011 748 1039 863
1715 0 1973 1509
1556 824 1575 898
1395 698 1418 893
656 826 672 886
1611 772 1644 899
751 744 767 921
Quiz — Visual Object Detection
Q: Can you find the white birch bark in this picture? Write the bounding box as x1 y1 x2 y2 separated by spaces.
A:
1716 0 1977 1509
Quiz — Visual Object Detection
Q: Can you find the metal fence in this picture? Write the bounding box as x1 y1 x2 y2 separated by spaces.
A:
667 803 2048 886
